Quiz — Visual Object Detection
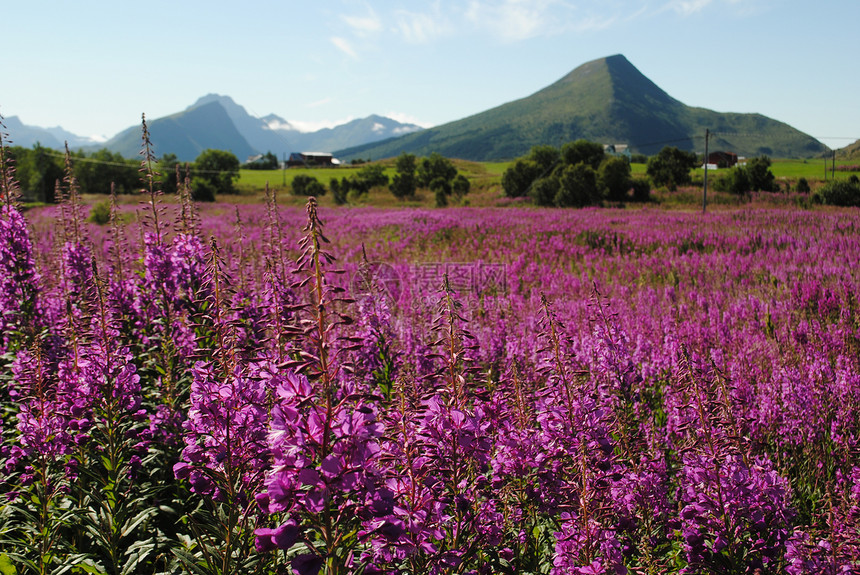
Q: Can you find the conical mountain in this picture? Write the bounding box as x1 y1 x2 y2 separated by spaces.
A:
337 54 826 161
104 100 257 161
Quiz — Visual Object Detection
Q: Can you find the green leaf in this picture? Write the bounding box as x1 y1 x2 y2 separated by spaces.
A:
0 554 16 575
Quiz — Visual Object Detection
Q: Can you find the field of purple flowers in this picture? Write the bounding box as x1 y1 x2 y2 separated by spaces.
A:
1 141 860 575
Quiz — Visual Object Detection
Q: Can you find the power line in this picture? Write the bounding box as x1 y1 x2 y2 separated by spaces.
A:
38 151 233 176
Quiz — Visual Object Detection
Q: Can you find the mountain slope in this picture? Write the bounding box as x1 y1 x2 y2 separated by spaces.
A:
336 54 826 161
3 116 105 149
102 94 423 161
104 101 257 161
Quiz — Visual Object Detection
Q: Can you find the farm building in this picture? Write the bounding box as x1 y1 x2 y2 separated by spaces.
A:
287 152 341 167
604 144 632 159
706 151 739 168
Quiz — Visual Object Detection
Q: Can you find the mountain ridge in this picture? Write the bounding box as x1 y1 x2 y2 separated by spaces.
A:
336 54 827 161
3 55 833 161
4 96 423 162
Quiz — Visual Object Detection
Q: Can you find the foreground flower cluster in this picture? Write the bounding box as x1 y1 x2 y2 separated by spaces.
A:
1 142 859 574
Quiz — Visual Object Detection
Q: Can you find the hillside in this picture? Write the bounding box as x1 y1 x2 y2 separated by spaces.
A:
104 101 257 161
7 95 422 163
336 55 826 161
838 139 860 160
101 94 423 162
4 115 101 149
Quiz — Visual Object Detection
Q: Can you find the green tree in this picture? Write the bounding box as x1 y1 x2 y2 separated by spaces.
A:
530 175 560 207
646 146 698 191
192 149 240 200
796 177 811 194
598 156 632 202
452 174 470 201
17 144 64 203
631 178 651 202
528 145 561 173
390 153 417 200
502 159 543 198
561 139 605 170
73 148 138 195
430 177 452 208
417 153 457 189
746 156 776 192
329 178 348 205
356 164 389 188
556 163 601 208
158 153 182 196
814 179 860 207
244 151 278 170
291 174 327 197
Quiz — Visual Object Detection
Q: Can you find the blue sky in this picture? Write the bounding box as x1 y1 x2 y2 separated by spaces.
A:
3 0 858 151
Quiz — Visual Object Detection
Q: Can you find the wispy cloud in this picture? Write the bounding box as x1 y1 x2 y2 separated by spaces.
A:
385 111 432 128
465 0 549 41
289 117 357 133
330 36 359 59
394 5 452 44
665 0 713 15
341 7 383 36
307 97 334 109
464 0 615 41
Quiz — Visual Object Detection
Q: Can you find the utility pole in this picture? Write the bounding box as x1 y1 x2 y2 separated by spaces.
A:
282 152 286 187
832 149 836 180
703 129 709 214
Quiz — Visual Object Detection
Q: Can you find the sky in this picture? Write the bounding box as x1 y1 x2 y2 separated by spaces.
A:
3 0 858 151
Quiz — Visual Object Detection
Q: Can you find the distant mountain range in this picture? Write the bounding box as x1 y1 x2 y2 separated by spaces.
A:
337 54 828 161
3 115 105 150
4 55 836 163
4 95 423 162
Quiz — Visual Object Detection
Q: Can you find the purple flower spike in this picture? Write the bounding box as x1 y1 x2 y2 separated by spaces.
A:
291 553 325 575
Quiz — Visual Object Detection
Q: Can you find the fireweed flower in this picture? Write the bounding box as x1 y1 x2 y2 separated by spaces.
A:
178 359 271 501
677 452 793 573
0 204 41 352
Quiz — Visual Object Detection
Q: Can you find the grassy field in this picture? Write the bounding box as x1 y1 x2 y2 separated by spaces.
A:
96 156 852 211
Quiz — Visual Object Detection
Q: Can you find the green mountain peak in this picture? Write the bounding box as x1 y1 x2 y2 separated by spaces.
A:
337 54 825 161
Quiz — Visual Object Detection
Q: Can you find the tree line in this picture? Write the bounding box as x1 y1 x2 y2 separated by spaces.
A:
291 152 470 207
498 139 820 207
15 138 858 208
7 145 242 203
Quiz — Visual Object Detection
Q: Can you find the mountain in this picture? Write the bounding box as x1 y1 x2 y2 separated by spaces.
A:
101 94 422 162
184 94 423 161
336 54 827 161
104 100 257 161
837 139 860 160
5 95 423 162
3 115 103 149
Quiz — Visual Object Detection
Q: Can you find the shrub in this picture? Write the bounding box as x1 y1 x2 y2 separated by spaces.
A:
556 163 601 208
631 178 651 202
291 174 327 197
330 178 348 205
814 179 860 207
88 200 111 225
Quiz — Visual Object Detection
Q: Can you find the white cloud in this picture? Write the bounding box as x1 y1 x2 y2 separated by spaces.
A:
372 122 385 132
394 5 451 44
289 117 357 133
664 0 713 15
265 119 296 132
465 0 548 41
307 97 334 109
464 0 615 41
392 125 423 135
342 8 383 36
331 36 359 59
384 111 433 128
